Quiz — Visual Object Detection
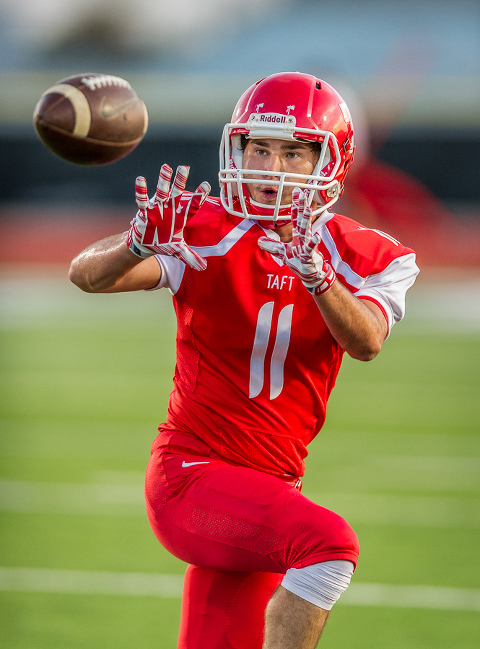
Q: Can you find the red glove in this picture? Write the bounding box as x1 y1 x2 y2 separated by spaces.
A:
258 188 336 296
127 164 210 271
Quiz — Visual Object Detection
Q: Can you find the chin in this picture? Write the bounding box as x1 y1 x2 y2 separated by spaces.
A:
254 193 278 205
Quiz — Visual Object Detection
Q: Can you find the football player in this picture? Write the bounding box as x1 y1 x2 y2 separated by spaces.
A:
69 72 419 649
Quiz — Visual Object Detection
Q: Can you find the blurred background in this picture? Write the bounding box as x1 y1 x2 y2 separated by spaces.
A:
0 0 479 267
1 1 479 648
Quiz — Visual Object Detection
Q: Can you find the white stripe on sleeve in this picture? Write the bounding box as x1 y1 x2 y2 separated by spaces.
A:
354 253 419 334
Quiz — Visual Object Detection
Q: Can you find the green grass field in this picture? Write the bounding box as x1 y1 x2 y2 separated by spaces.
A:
1 268 479 648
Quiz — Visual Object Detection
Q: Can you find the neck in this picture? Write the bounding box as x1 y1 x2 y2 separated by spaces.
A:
272 208 322 243
273 222 293 243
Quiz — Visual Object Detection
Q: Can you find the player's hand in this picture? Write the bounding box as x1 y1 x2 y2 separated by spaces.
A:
257 188 336 296
127 164 210 271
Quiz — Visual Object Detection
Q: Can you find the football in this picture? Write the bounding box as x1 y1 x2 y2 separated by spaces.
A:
33 73 148 165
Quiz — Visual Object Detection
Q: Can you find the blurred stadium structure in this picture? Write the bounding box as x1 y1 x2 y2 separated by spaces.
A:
0 0 479 268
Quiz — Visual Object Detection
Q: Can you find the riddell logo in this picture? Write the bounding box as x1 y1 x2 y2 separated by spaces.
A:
247 112 296 132
259 113 287 124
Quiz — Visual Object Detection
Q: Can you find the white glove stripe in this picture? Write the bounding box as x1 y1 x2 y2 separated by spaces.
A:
171 166 189 198
154 164 173 203
135 177 149 211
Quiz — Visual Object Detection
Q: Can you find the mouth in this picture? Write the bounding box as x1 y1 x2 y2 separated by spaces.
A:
255 185 278 204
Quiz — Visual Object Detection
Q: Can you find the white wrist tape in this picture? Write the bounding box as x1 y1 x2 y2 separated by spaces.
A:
281 560 354 610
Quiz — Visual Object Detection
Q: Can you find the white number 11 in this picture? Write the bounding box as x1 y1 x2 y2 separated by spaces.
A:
249 302 294 400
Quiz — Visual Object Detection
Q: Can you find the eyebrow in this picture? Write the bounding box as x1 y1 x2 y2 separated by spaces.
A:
251 140 312 151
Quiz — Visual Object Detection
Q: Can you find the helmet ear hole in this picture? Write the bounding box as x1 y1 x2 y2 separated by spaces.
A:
326 182 340 198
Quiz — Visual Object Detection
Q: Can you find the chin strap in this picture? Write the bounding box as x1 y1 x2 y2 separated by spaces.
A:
257 219 291 230
233 187 293 224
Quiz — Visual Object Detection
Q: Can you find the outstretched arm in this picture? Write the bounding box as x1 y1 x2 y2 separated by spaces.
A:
68 233 161 293
258 188 387 361
69 164 210 293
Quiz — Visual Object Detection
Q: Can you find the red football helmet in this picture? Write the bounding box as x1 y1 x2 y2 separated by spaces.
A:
219 72 355 222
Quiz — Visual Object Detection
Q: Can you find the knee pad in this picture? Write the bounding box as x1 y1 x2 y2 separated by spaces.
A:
281 560 354 610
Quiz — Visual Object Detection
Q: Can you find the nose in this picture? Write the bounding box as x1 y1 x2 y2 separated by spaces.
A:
264 153 282 178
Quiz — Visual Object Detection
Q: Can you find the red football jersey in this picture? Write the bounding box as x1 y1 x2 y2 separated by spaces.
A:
153 197 419 478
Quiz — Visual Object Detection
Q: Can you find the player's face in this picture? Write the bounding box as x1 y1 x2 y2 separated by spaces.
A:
242 138 319 205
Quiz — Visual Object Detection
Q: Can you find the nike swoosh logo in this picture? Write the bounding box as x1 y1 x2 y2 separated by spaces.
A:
182 461 210 468
100 96 138 120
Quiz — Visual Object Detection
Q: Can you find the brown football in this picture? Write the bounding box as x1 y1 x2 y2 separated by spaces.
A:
33 73 148 165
